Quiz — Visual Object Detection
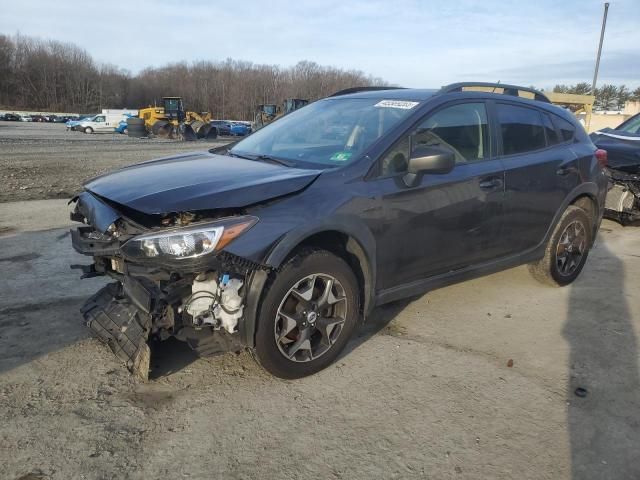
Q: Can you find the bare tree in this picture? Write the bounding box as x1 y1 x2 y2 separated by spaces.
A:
0 33 388 118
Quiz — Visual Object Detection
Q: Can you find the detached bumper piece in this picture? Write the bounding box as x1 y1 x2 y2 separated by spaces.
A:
81 283 152 380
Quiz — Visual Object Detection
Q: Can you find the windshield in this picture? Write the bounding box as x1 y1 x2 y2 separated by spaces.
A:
263 105 277 115
232 97 420 167
619 114 640 134
164 98 181 111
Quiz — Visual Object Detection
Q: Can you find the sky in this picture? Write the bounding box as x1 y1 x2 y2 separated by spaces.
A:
1 0 639 90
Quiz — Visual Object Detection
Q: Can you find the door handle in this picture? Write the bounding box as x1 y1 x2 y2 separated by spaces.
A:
479 178 503 190
556 167 571 176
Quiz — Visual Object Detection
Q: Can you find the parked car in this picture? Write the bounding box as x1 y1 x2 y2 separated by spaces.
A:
211 120 232 136
79 113 130 134
590 112 640 224
70 83 607 380
115 114 135 134
3 113 21 121
31 114 47 122
20 115 33 122
230 122 251 136
66 115 95 131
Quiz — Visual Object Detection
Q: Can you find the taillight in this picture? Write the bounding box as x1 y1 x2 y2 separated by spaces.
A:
595 149 608 168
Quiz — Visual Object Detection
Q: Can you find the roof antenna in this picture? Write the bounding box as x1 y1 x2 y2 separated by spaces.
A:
492 81 501 93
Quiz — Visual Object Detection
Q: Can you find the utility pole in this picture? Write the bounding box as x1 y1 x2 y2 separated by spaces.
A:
591 2 609 94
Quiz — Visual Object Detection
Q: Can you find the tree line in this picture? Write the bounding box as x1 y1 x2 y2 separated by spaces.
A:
0 33 387 119
553 82 640 111
2 33 638 119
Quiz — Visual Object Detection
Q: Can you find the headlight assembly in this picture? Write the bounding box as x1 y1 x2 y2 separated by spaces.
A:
121 216 257 261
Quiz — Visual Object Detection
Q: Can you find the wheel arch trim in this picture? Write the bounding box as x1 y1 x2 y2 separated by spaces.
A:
242 217 377 347
542 182 602 249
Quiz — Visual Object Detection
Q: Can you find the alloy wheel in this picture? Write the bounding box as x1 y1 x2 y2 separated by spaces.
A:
556 220 587 276
274 273 348 362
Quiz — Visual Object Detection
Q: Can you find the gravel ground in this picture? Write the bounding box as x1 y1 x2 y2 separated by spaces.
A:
0 122 230 203
0 199 639 479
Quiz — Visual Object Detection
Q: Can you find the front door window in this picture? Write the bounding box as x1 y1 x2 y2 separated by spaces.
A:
380 102 490 176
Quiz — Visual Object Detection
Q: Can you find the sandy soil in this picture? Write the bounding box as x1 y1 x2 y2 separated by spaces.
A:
0 196 639 479
0 122 230 203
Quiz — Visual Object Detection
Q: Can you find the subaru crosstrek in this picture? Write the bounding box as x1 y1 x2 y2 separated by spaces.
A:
70 83 608 379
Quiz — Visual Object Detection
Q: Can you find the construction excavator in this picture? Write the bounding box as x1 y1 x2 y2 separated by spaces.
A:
134 97 217 140
253 98 309 130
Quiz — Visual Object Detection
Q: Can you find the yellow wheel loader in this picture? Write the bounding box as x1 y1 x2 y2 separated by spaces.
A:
253 98 309 130
136 97 217 141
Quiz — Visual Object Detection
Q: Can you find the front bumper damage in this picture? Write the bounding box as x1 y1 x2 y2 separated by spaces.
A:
604 167 640 225
81 282 152 378
70 192 268 379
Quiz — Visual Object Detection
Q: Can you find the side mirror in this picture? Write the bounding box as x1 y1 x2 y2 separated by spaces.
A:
403 145 455 186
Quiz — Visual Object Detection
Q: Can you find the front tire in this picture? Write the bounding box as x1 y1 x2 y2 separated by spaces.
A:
254 249 359 379
528 205 593 287
84 127 93 134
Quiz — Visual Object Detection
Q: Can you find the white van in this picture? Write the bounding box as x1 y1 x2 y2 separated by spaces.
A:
79 114 128 134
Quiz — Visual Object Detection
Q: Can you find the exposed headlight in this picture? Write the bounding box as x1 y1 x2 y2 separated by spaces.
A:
121 216 257 261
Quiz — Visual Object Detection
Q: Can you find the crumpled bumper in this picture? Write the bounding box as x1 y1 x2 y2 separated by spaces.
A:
81 283 152 380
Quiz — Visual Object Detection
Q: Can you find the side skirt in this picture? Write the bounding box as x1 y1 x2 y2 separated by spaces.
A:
375 246 545 306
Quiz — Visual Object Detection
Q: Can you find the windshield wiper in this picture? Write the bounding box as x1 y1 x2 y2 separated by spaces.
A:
227 151 295 167
227 151 252 160
253 155 295 167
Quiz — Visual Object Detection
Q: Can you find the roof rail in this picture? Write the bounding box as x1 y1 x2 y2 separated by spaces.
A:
329 86 405 97
439 82 550 103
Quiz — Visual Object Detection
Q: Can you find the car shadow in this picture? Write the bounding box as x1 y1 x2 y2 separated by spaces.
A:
340 296 417 360
0 228 111 375
148 337 200 380
563 243 640 479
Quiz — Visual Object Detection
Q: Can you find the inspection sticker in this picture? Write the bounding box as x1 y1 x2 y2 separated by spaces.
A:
330 151 353 162
374 100 419 109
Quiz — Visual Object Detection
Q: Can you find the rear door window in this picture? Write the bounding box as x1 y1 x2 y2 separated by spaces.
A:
497 104 546 155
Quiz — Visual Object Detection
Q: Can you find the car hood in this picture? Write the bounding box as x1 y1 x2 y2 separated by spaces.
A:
84 151 322 215
590 128 640 172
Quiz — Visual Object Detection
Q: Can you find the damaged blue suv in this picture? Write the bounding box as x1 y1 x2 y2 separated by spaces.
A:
71 83 608 379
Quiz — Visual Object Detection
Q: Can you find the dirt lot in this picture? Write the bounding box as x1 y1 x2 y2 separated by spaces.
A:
0 122 229 203
1 213 639 480
0 124 639 479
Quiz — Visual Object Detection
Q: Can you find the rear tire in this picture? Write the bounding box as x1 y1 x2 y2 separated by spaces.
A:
84 127 93 134
254 249 359 379
528 205 592 287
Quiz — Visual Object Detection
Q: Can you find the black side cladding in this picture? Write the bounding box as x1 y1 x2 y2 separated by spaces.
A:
81 283 152 379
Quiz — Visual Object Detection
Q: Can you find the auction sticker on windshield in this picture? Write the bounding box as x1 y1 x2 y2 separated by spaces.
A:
374 100 420 109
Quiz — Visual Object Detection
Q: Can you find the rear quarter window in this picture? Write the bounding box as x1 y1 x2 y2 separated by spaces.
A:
551 114 576 142
497 103 546 155
542 113 559 146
